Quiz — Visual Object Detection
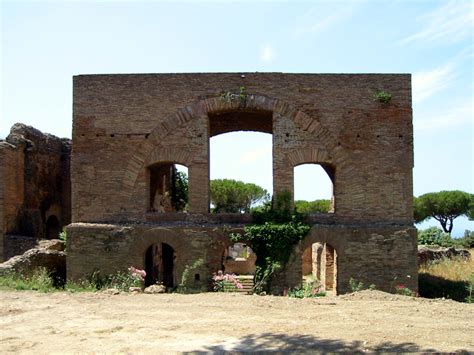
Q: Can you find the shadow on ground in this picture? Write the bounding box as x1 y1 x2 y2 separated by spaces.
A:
419 273 470 302
187 332 465 353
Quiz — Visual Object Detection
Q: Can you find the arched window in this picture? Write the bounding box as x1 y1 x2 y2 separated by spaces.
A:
294 164 335 214
209 110 272 213
148 163 188 213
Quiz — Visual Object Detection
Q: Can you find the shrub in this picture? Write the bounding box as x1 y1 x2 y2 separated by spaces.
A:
85 267 145 291
374 90 392 103
394 285 416 296
288 277 325 298
418 227 454 247
349 277 365 292
178 258 204 293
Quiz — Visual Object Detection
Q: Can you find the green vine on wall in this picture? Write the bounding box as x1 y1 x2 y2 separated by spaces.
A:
230 191 311 293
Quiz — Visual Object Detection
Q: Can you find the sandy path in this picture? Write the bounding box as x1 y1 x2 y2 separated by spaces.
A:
1 290 473 353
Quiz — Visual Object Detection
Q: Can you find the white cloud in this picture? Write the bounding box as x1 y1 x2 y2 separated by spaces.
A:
400 1 474 45
260 44 274 62
412 64 455 104
239 145 272 164
292 2 360 37
414 102 473 132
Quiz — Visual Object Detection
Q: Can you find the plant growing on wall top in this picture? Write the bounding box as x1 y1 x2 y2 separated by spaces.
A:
220 86 248 106
374 89 392 104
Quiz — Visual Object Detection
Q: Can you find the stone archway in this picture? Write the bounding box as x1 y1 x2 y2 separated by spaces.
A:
120 94 339 213
144 242 175 287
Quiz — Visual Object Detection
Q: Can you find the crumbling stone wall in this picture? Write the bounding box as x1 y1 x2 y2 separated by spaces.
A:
0 124 71 261
67 73 417 294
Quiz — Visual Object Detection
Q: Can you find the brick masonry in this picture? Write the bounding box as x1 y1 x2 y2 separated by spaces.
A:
0 124 71 261
4 73 417 294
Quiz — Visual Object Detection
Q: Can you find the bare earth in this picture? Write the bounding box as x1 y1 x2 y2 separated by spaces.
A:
1 290 473 353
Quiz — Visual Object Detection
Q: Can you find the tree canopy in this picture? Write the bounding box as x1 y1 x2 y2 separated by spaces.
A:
210 179 269 213
414 190 473 234
294 199 331 214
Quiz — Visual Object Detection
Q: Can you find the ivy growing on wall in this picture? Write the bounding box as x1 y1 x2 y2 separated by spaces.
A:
230 191 311 293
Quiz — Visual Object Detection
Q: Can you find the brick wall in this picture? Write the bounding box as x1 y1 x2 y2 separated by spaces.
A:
67 73 417 294
72 73 413 225
0 124 71 261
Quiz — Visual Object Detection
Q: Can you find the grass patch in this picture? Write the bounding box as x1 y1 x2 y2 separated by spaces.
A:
419 251 473 302
0 268 56 293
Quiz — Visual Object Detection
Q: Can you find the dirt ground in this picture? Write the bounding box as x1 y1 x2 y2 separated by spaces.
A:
0 289 473 353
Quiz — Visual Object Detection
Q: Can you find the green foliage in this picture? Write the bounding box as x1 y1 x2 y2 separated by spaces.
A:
231 193 311 293
288 277 326 298
171 168 188 211
417 227 454 247
252 190 296 224
414 190 473 234
0 267 55 292
59 229 67 243
87 269 143 292
295 199 330 214
374 89 392 103
466 274 474 303
219 86 248 106
394 285 416 296
178 258 204 293
349 277 365 292
456 230 474 248
211 179 269 213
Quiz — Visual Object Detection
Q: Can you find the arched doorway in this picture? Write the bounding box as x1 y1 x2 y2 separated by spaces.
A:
144 242 175 287
301 242 338 292
45 215 60 239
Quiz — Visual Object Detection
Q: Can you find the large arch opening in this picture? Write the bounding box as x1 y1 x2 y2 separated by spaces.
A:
294 163 335 214
301 242 338 293
209 110 272 213
148 163 188 213
45 215 60 239
144 242 175 288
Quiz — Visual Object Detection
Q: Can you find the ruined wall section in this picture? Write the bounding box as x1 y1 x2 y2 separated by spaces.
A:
72 73 413 224
0 124 71 260
0 141 25 261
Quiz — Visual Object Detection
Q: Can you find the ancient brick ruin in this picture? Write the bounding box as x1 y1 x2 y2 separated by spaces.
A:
0 124 71 261
1 73 418 294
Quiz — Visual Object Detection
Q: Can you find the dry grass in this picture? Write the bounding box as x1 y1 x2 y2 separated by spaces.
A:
418 250 473 302
419 250 474 282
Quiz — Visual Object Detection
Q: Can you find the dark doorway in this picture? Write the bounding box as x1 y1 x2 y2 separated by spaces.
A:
162 243 174 288
45 215 60 239
144 243 175 287
145 244 159 286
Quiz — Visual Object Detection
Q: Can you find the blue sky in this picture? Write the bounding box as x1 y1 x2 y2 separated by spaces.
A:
1 0 473 235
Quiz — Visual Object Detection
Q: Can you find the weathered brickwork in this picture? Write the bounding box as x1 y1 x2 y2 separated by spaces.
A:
0 124 71 261
65 73 417 294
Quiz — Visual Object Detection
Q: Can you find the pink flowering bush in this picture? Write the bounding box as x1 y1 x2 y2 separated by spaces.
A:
212 271 243 292
128 266 146 282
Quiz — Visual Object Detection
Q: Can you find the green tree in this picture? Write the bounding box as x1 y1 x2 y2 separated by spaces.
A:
210 179 269 213
295 199 330 214
414 190 473 234
171 168 188 211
